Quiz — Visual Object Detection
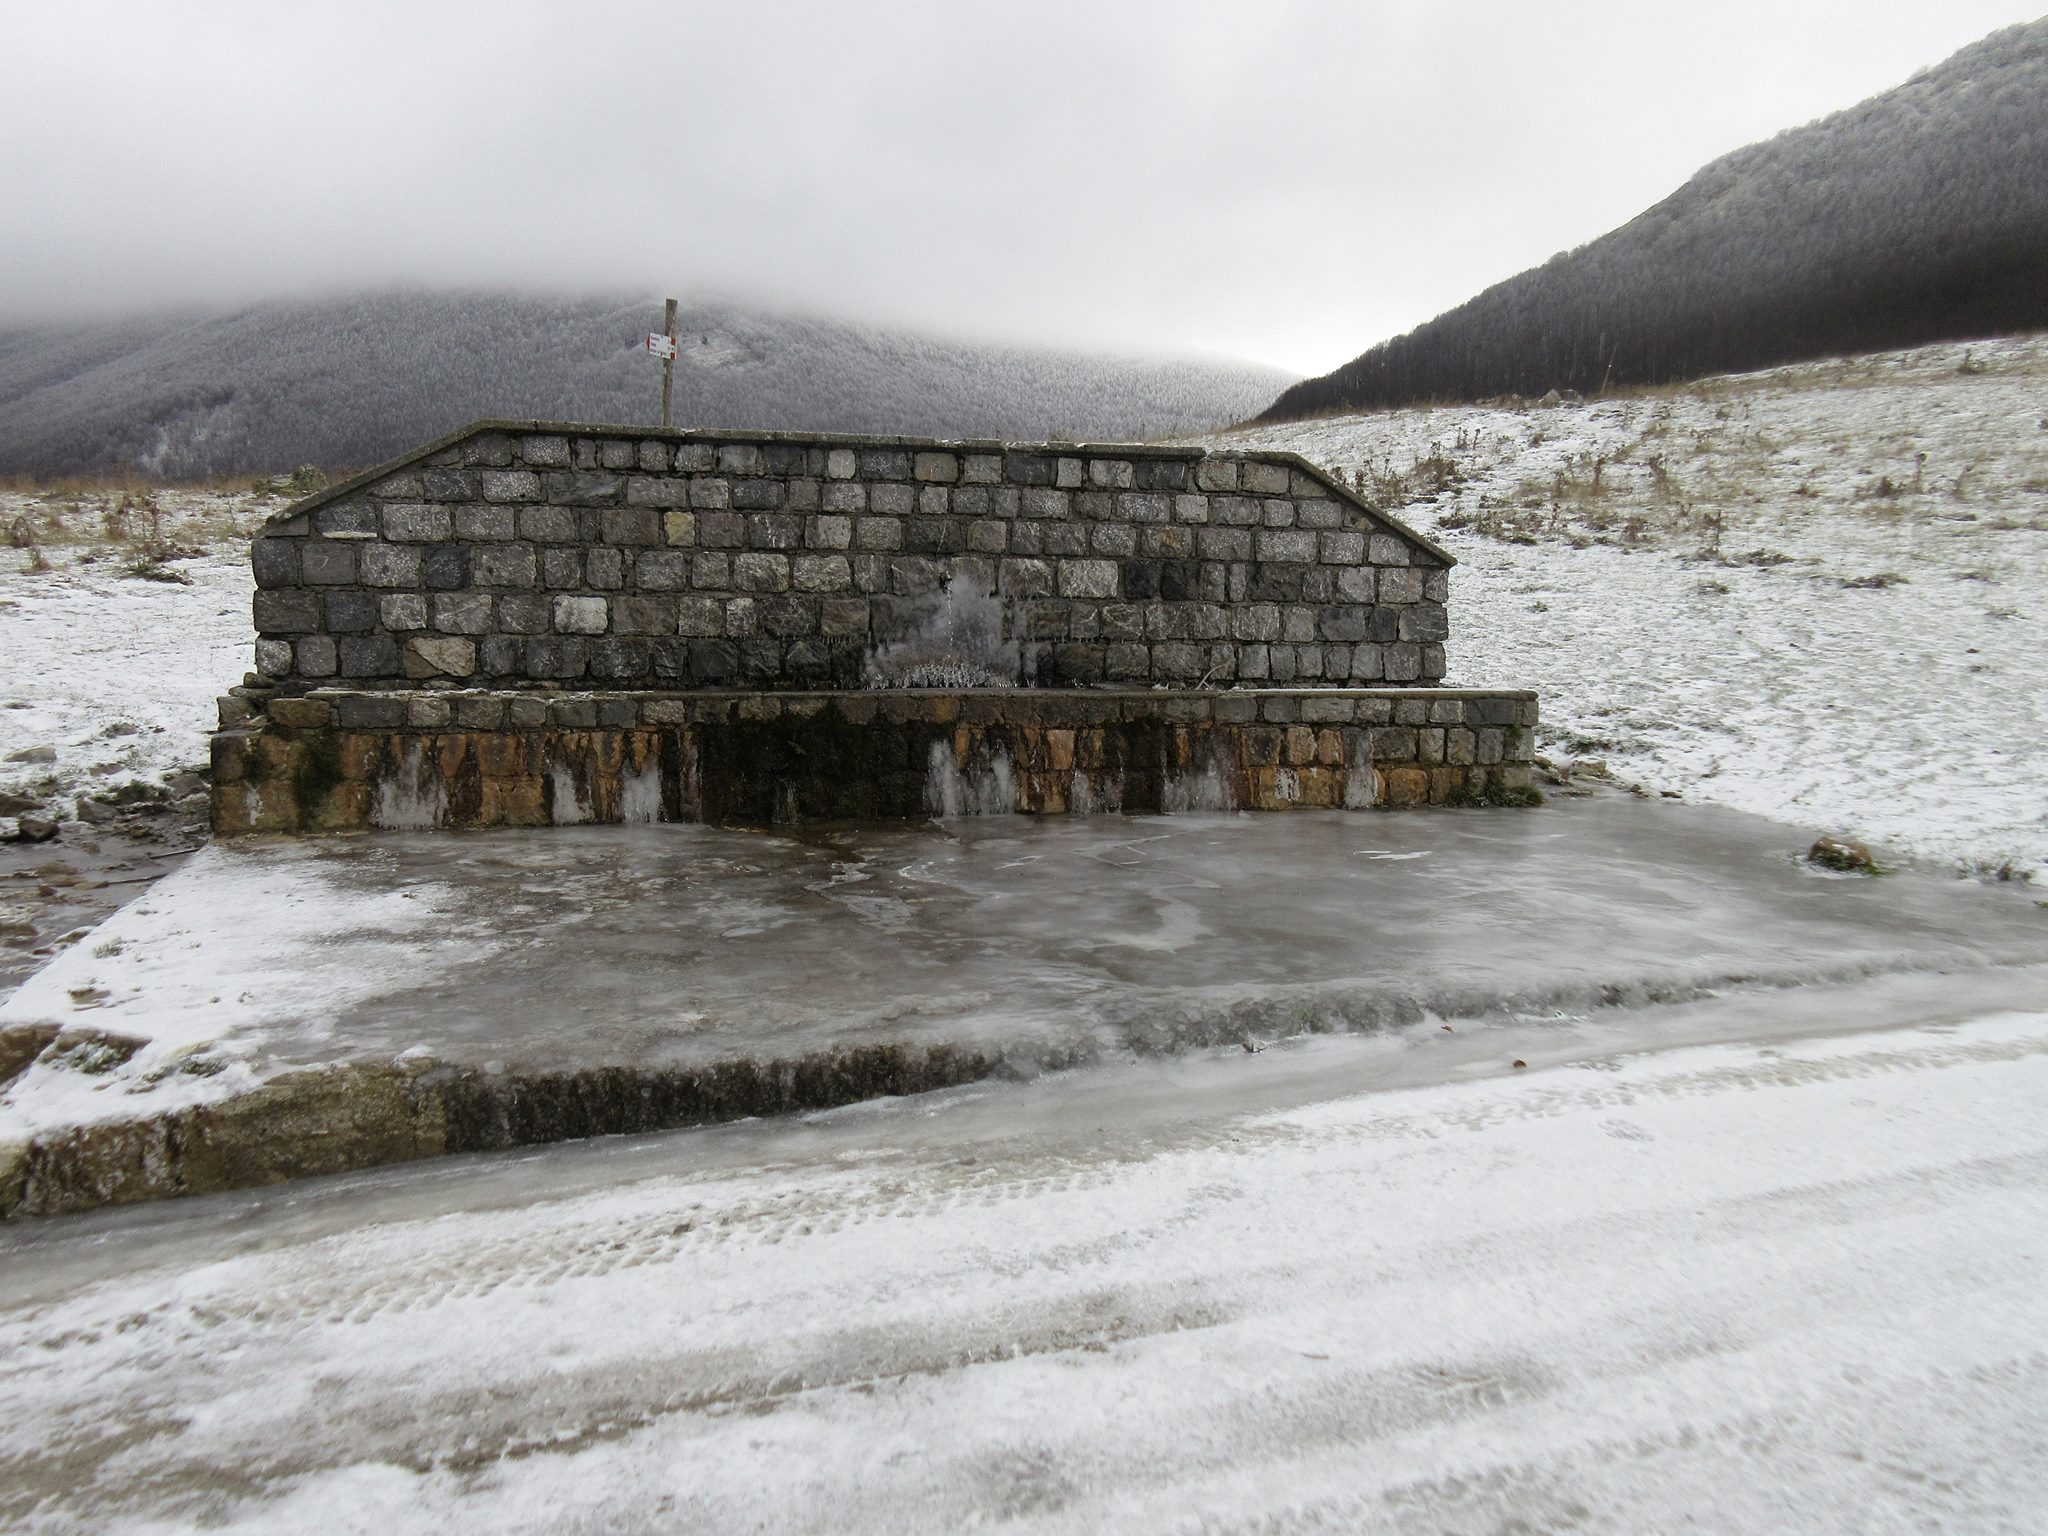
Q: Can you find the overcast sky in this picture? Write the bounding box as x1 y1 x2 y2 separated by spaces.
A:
4 1 2041 374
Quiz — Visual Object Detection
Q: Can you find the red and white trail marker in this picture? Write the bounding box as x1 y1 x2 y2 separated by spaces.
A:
644 332 678 360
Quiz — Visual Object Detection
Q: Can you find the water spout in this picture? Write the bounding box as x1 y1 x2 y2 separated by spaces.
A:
866 576 1022 689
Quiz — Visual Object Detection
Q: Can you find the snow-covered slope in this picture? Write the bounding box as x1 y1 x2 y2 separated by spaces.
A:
0 291 1293 478
1265 19 2048 417
1208 333 2048 878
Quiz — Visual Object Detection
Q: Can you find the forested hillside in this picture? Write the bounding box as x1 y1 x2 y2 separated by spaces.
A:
1260 19 2048 421
0 293 1291 478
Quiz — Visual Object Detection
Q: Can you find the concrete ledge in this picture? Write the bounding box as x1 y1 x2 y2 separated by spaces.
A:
210 688 1541 833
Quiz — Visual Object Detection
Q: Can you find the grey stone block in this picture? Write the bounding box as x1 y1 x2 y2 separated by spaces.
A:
734 553 791 592
1318 606 1373 643
731 479 783 511
1003 452 1055 486
698 511 745 548
820 596 870 638
913 452 959 483
793 554 852 592
821 481 867 513
689 477 732 510
999 558 1054 598
456 505 517 540
1058 559 1119 599
961 453 1003 484
435 593 495 635
860 449 911 479
1198 527 1252 561
1193 458 1239 492
316 501 378 535
498 593 551 633
676 595 726 637
635 550 692 590
1134 459 1189 492
479 468 540 505
1320 529 1365 564
1117 493 1171 524
252 590 321 634
473 544 538 587
517 506 580 543
588 638 650 680
611 596 676 635
747 512 801 549
525 637 590 679
1088 458 1134 490
404 636 477 680
1241 462 1290 495
379 593 428 630
253 638 294 684
323 590 379 633
545 471 623 506
692 552 732 588
602 506 662 545
382 503 454 542
462 433 514 467
586 547 626 590
336 691 405 727
301 541 357 585
1399 603 1449 642
421 468 478 501
1368 533 1413 566
554 595 610 634
422 544 470 590
856 516 903 551
1378 568 1425 604
1258 529 1318 563
624 476 685 508
357 543 423 587
672 443 715 473
868 483 916 517
1385 643 1422 682
541 548 583 588
336 635 400 678
1020 488 1070 520
251 539 298 588
296 635 337 677
718 443 764 475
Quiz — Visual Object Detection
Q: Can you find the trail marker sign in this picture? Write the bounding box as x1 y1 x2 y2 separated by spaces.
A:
649 297 679 428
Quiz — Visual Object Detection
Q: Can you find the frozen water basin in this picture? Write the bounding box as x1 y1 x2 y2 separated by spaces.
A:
2 791 2045 1215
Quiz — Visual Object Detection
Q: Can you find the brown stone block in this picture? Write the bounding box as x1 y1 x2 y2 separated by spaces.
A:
306 781 371 833
1047 729 1076 772
1294 768 1343 808
481 776 548 827
1427 767 1459 804
1385 767 1428 808
1285 724 1317 766
336 733 385 782
210 730 255 784
480 732 540 778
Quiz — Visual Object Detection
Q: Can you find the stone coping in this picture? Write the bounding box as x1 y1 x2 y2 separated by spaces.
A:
237 686 1541 734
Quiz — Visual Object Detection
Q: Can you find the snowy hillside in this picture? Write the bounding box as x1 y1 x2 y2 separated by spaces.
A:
0 291 1293 479
1265 20 2048 418
1209 333 2048 878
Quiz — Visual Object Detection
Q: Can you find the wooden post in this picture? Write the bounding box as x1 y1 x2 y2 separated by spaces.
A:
660 297 678 430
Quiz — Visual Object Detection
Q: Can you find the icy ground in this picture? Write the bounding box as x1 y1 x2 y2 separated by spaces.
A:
6 799 2043 1138
1202 331 2048 878
4 988 2047 1532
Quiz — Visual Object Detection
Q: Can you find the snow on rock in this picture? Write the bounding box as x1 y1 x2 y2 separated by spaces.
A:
1205 333 2048 878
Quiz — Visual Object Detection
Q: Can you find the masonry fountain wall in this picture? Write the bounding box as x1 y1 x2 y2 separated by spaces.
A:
211 421 1538 834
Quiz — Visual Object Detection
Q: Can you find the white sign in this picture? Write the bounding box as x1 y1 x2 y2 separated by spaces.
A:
645 333 678 360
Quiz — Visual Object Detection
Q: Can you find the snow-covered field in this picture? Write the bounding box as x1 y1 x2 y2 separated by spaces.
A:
0 488 260 803
4 991 2047 1532
1204 332 2048 878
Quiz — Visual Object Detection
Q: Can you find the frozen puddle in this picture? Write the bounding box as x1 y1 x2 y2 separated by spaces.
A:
2 793 2045 1214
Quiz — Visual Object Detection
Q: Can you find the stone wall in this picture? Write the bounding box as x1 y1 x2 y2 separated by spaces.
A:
211 687 1538 835
249 422 1455 693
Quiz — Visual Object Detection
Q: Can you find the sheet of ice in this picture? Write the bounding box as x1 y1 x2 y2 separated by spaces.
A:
4 798 2043 1138
1202 333 2048 877
3 1000 2045 1532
